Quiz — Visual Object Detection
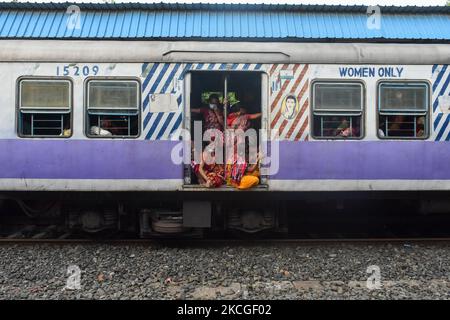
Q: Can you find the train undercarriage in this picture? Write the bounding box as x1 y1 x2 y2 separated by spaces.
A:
1 191 450 239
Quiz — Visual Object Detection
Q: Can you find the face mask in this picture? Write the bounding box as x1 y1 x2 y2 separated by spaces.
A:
209 104 217 110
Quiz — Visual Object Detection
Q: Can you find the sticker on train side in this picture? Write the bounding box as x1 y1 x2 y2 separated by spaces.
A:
56 64 99 77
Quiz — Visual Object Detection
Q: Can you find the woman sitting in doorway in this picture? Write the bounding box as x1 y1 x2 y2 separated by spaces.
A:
198 144 225 188
226 148 262 190
237 155 261 190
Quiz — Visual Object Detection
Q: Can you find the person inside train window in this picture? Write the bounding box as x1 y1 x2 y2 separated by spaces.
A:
378 122 386 137
312 82 363 139
334 118 357 137
90 119 113 137
380 115 426 138
87 80 139 138
62 120 72 137
416 116 425 137
313 115 361 139
378 82 429 139
387 115 405 136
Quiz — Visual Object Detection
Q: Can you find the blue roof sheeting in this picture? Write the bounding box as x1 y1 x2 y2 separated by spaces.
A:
0 2 449 41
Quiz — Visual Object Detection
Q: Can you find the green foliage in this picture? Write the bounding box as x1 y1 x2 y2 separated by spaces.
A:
201 91 239 105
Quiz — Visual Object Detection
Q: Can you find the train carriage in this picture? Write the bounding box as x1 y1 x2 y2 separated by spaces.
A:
0 2 449 236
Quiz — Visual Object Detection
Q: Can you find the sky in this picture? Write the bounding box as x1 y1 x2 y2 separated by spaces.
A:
0 0 447 6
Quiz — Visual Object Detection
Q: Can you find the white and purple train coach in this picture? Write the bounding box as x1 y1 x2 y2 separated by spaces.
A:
0 2 449 235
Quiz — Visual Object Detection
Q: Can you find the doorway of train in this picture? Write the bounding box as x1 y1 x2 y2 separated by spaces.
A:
183 70 269 188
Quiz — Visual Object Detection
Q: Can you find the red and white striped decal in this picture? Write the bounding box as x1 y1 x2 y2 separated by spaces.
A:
269 64 310 141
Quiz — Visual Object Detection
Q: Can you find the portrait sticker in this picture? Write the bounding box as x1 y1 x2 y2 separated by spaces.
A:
281 95 299 120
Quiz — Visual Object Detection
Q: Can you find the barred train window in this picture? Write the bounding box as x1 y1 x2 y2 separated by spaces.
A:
18 79 72 137
378 82 429 139
86 80 139 138
312 82 363 139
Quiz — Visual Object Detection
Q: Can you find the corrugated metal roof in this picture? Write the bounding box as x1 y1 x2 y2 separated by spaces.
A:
1 2 450 14
0 2 449 41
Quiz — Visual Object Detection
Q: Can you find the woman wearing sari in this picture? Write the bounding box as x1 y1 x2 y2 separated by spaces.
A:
225 103 262 187
226 104 262 131
198 145 225 188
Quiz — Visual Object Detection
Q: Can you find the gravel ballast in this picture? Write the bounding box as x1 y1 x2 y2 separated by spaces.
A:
0 242 450 300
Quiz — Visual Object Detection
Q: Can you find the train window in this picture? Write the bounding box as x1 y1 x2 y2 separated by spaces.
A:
377 82 429 139
86 80 140 138
18 79 72 137
312 82 364 139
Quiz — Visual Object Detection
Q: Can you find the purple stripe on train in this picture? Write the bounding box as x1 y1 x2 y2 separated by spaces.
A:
0 140 449 180
0 140 182 180
272 141 450 180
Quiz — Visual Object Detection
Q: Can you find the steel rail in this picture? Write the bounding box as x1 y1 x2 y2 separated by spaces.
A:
1 237 450 245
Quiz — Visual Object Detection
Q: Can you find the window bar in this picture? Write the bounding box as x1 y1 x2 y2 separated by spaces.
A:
414 116 417 138
321 117 324 137
31 114 34 136
350 117 353 137
128 116 131 136
224 76 228 130
414 90 417 109
223 76 228 183
386 116 389 137
60 114 63 135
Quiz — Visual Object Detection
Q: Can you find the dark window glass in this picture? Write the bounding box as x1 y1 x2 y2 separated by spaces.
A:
18 79 71 138
20 113 71 137
87 114 138 137
378 115 426 138
314 83 362 112
378 82 429 139
87 80 140 138
312 82 364 139
313 115 361 138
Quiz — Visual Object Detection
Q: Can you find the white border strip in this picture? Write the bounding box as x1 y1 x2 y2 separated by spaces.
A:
2 179 450 192
269 180 450 191
0 179 183 192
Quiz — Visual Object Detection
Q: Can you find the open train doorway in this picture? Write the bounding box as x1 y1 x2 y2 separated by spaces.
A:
184 71 267 188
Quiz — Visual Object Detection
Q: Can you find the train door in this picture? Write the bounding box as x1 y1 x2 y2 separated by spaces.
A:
184 71 268 187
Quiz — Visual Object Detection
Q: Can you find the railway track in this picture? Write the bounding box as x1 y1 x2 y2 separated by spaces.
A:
2 237 450 245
